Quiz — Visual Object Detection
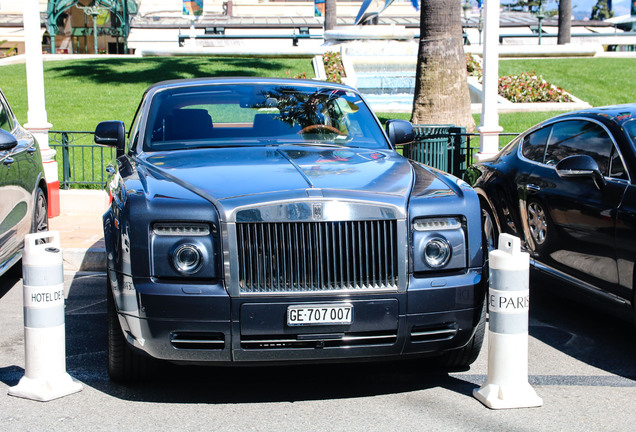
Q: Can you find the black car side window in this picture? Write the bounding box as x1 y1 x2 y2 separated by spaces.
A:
544 120 613 175
609 146 628 180
521 125 552 163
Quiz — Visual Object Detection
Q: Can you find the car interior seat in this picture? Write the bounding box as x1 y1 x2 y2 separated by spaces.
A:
166 108 214 141
252 113 300 136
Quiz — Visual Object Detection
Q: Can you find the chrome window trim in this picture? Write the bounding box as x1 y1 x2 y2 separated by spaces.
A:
517 116 632 183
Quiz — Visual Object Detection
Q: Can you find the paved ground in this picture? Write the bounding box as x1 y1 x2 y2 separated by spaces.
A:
1 191 636 431
48 190 107 272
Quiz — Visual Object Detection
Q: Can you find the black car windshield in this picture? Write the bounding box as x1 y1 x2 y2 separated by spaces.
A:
143 83 388 151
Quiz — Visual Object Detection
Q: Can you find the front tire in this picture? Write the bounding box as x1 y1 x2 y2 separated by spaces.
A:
10 187 49 277
435 300 486 371
482 203 498 260
107 278 150 382
32 187 48 233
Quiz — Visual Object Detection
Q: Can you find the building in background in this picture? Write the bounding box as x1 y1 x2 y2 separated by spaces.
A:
0 0 633 56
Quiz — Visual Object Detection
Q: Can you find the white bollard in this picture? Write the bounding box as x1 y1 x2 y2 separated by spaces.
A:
473 233 542 409
8 231 82 401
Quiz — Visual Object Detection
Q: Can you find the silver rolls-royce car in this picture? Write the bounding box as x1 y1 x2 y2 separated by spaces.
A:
95 78 486 382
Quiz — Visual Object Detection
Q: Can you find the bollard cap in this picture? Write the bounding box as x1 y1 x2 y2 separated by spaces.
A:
498 234 521 256
489 233 529 271
23 231 63 267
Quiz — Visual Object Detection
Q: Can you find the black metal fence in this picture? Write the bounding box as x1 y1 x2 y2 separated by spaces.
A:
402 125 474 178
49 131 115 190
48 127 517 189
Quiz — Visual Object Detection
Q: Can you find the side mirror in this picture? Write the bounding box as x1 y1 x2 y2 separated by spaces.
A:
95 121 126 157
556 154 605 189
0 128 18 151
385 120 414 147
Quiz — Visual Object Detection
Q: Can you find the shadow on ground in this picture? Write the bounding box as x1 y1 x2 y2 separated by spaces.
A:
23 269 636 404
528 271 636 382
45 57 304 86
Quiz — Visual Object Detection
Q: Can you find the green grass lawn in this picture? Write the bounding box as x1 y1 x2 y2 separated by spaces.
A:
2 56 312 131
499 57 636 107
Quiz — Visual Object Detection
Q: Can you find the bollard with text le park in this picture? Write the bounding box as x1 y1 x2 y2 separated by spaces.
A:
8 231 82 401
473 233 542 409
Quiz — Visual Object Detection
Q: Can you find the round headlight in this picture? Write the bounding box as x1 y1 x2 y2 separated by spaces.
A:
424 238 452 268
172 244 203 274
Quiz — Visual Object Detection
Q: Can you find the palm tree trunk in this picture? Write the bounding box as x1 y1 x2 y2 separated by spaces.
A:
411 0 474 131
325 0 337 31
557 0 572 44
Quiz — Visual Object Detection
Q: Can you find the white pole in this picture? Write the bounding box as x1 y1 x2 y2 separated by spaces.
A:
8 231 83 401
476 0 503 161
23 0 60 217
473 234 542 409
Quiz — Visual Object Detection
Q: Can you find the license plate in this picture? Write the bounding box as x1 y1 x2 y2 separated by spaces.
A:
287 304 353 326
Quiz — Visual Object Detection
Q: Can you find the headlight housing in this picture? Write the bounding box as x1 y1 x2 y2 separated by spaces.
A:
412 217 466 272
151 222 218 279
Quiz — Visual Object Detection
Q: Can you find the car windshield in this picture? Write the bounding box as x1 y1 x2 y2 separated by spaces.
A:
142 83 388 152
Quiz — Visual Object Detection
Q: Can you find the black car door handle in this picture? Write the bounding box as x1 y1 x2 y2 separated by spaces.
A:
527 184 541 193
3 157 14 167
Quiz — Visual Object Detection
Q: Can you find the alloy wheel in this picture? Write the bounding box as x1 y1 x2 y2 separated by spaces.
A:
35 188 48 232
527 201 547 245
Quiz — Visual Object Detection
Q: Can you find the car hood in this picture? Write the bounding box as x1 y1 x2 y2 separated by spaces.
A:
139 146 415 200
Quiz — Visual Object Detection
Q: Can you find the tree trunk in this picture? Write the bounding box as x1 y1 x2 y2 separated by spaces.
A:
411 0 474 131
557 0 572 44
325 0 337 31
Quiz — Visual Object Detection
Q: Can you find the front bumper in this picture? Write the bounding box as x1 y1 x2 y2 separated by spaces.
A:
112 269 485 365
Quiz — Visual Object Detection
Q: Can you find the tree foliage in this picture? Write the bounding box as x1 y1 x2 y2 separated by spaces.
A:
590 0 614 20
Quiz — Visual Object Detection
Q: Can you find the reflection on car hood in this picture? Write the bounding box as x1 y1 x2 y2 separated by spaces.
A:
140 146 416 200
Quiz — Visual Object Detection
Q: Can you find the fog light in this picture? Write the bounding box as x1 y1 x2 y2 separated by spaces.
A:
424 238 451 268
172 244 202 274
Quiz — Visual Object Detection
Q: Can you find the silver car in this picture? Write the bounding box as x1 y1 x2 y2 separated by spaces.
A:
0 89 47 277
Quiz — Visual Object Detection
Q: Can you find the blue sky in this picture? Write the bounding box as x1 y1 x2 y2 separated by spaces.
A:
556 0 630 19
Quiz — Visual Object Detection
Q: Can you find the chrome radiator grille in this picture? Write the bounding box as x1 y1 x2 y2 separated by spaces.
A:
237 220 399 294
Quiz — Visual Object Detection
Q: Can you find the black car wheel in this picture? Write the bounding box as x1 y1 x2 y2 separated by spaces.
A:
107 277 151 382
9 187 49 276
482 205 498 257
31 187 48 233
527 200 553 253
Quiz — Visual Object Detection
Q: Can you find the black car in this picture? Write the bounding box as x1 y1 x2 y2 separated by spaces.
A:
95 78 487 382
0 89 48 277
466 105 636 320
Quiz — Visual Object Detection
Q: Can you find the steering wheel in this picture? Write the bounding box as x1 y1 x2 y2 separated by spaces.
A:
298 124 342 135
